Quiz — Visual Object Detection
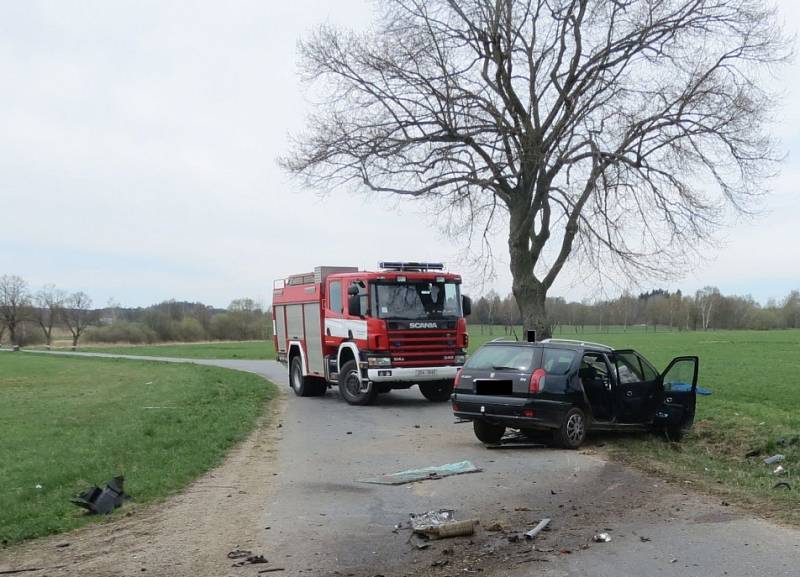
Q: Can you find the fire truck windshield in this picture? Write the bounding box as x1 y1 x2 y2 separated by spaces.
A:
372 281 461 320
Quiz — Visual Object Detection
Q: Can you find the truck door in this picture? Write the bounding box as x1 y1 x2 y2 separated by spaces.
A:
654 356 699 429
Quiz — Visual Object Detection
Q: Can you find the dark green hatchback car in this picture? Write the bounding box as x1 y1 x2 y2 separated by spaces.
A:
452 338 699 449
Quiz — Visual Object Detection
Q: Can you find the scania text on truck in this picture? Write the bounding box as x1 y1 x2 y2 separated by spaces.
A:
272 262 472 405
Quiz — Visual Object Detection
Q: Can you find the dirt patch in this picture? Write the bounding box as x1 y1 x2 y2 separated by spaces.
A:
0 394 286 577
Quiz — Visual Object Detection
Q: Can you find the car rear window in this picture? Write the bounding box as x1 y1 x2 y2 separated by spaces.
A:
464 345 535 371
542 349 577 375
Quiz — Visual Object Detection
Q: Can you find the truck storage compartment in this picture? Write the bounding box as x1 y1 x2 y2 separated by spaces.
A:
475 379 513 396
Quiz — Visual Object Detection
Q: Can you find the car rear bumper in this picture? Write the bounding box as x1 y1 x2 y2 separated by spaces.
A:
367 365 459 382
452 393 571 430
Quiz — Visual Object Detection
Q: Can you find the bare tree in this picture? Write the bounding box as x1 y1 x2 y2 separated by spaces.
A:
34 284 66 349
63 292 97 350
0 275 30 347
282 0 788 337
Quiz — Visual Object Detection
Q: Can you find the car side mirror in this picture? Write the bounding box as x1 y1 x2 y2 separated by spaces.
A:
462 295 472 317
348 294 362 316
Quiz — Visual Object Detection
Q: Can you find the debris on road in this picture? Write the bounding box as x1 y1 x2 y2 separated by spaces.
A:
592 533 612 543
639 536 651 542
486 522 504 532
227 549 252 559
257 568 285 573
227 549 268 567
773 481 792 490
410 509 479 540
71 476 126 515
359 461 481 485
524 518 551 540
763 454 785 465
0 565 67 575
773 465 786 475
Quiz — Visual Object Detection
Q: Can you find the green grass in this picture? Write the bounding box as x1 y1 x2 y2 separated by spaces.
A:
471 325 800 523
0 353 275 544
75 340 276 360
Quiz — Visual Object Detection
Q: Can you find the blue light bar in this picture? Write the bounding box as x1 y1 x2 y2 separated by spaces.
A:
379 261 445 272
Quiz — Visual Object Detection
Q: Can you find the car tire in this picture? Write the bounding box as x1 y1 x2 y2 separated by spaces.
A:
338 360 377 405
473 420 505 445
419 381 453 402
290 356 326 397
553 407 587 449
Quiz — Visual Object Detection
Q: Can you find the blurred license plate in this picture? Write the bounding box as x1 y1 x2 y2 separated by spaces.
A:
416 369 436 376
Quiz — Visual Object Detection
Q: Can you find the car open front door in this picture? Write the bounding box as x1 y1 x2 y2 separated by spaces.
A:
654 356 699 431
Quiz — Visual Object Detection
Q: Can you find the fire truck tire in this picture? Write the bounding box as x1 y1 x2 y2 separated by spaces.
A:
338 360 377 405
419 380 454 402
290 356 326 397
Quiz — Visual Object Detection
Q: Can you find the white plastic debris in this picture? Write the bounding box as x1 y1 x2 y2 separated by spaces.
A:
592 533 612 543
35 483 43 490
773 465 786 475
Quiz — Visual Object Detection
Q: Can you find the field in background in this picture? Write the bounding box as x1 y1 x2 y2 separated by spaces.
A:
73 340 275 360
0 353 275 543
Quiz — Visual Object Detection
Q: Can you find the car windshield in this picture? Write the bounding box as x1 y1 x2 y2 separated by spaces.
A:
464 345 534 372
373 282 461 319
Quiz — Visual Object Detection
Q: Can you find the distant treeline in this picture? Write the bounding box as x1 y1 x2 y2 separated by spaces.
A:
472 287 800 332
0 274 271 348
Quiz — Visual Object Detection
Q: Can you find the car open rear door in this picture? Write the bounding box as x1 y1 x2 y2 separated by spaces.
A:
654 356 699 430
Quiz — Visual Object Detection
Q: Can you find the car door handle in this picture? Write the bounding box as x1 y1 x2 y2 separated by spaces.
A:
625 390 633 397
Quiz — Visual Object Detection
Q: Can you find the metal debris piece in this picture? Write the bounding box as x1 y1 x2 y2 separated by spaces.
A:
410 509 478 540
227 549 252 560
592 533 612 543
524 518 551 540
70 476 126 515
359 461 481 485
763 454 785 465
773 481 792 490
639 536 651 542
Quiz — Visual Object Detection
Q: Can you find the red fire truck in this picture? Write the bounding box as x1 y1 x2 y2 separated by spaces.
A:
272 262 471 405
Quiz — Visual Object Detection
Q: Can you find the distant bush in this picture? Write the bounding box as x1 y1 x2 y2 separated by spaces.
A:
86 321 158 344
174 318 205 342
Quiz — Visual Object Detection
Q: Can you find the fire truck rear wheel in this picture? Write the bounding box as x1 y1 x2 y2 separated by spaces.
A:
419 380 454 402
338 360 377 405
290 356 326 397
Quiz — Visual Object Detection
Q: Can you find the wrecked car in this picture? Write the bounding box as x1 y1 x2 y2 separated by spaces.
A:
451 338 699 448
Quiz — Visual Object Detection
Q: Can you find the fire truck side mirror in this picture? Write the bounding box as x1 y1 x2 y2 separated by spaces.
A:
462 295 472 317
348 294 362 317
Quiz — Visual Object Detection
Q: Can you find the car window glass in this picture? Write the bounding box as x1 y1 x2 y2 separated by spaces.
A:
615 352 644 384
464 345 534 371
542 349 577 375
329 281 342 313
639 355 658 381
580 354 608 380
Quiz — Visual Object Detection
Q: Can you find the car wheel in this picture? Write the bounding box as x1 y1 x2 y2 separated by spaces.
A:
553 407 586 449
290 356 326 397
419 381 453 402
473 420 505 445
338 360 377 405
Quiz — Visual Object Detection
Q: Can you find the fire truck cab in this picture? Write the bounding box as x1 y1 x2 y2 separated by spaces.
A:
272 262 471 405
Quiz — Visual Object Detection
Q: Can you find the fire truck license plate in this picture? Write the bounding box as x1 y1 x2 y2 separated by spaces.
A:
416 369 436 376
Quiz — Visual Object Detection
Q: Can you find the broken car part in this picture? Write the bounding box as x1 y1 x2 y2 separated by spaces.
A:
359 460 481 485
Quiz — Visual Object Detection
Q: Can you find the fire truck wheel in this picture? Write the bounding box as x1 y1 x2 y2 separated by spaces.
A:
338 360 377 405
290 356 326 397
419 380 453 402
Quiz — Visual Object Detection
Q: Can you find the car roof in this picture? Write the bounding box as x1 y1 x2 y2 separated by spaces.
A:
482 338 613 353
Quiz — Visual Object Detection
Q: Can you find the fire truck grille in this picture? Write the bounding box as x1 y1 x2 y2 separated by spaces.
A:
387 329 458 367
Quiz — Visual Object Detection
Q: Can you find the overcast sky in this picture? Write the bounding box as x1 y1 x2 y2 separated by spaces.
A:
1 0 798 309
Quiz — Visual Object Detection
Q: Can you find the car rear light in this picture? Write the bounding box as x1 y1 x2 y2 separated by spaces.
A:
464 334 469 347
454 368 462 387
529 368 545 394
522 408 535 418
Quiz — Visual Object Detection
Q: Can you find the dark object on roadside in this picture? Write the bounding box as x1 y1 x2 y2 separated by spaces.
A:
745 448 761 458
54 542 70 548
486 522 503 532
524 518 551 540
763 454 785 465
452 339 702 449
773 481 792 490
257 568 285 573
227 549 252 559
507 534 520 543
639 536 651 542
71 476 126 515
0 565 67 575
776 435 800 447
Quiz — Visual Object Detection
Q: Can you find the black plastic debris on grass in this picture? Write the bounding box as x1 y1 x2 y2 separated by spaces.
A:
71 476 126 515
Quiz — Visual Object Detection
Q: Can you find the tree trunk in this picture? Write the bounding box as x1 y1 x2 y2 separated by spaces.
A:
72 334 79 350
508 201 551 340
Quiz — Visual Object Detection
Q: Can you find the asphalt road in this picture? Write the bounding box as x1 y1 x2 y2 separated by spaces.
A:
14 352 800 576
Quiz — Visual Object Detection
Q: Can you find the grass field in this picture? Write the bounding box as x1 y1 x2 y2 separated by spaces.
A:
0 353 275 543
75 340 276 360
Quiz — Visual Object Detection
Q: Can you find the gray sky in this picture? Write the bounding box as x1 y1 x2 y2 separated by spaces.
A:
1 0 798 309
